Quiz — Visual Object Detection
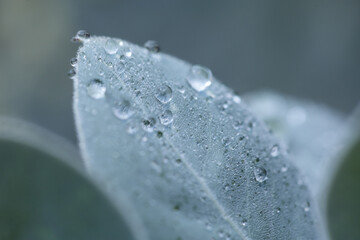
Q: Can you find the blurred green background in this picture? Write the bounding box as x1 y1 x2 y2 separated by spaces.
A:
0 0 359 143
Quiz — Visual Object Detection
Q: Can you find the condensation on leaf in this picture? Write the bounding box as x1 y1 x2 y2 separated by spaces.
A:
73 36 324 240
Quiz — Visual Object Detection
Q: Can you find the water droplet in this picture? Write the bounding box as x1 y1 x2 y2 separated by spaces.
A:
275 207 281 213
155 85 173 103
142 118 156 132
233 95 241 104
281 165 288 173
70 57 78 66
77 30 90 39
87 79 106 99
127 124 138 134
233 120 243 129
113 100 133 120
218 230 224 238
222 137 230 146
159 110 173 125
304 201 310 212
241 219 247 226
270 144 279 157
72 30 90 42
125 48 132 57
67 69 76 77
104 39 119 54
254 167 268 182
186 65 212 92
144 40 160 53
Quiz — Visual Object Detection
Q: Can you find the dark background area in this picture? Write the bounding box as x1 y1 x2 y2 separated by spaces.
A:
0 0 359 143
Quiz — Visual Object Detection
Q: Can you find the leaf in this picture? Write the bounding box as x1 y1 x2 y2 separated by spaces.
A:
73 36 325 239
244 91 345 201
326 106 360 240
0 117 142 240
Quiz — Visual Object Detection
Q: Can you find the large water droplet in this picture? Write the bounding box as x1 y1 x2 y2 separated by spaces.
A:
142 118 156 132
155 85 172 103
254 167 268 182
104 39 119 55
87 79 106 99
144 40 160 53
159 110 173 125
186 65 212 92
113 100 133 120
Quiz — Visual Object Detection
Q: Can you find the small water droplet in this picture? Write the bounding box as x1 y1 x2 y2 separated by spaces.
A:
275 207 281 213
270 144 279 157
72 30 90 42
127 124 138 134
281 165 288 173
70 57 78 66
142 118 156 132
113 100 133 120
304 201 310 212
155 85 173 103
125 48 132 57
159 110 173 125
186 65 212 92
87 79 106 99
254 167 268 183
233 95 241 104
241 219 248 226
233 120 243 129
144 40 160 53
218 230 224 238
222 137 230 146
67 69 76 77
104 39 119 54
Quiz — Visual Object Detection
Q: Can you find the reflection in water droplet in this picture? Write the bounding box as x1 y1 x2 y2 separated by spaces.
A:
254 167 268 182
104 39 119 55
142 118 156 132
87 79 106 99
155 85 173 103
70 57 78 66
186 65 212 92
144 40 160 53
270 145 279 157
113 100 133 120
159 110 173 125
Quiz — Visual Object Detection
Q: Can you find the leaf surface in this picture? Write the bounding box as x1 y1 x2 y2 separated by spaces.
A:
74 36 324 240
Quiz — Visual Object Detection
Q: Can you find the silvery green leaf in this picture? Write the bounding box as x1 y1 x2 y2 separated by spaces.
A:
244 91 345 201
0 117 141 240
73 36 325 239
